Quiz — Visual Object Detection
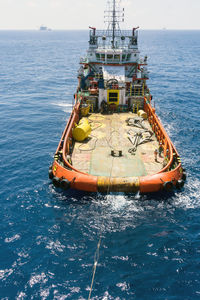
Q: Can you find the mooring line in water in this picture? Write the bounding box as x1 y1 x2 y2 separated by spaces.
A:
88 156 114 300
88 238 101 300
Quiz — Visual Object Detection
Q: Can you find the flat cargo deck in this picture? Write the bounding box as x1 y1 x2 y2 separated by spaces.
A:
72 112 164 177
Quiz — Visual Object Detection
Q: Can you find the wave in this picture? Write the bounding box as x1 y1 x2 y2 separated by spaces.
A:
51 101 73 113
173 177 200 209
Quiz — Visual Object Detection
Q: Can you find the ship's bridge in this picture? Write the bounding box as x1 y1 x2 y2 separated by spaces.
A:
81 27 140 64
81 48 140 65
89 29 138 50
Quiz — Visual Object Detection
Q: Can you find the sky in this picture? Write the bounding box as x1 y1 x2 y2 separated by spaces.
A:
0 0 200 30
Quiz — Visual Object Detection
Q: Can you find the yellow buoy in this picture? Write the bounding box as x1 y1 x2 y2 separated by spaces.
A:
72 118 91 142
138 110 147 120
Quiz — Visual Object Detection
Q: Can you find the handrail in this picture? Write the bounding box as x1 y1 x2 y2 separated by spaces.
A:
61 99 91 175
144 97 175 173
62 103 82 172
55 94 78 153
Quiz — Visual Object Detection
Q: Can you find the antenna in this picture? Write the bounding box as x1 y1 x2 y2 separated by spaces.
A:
104 0 125 48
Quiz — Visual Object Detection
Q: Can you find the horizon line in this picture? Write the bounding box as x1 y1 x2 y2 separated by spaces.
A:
0 28 200 31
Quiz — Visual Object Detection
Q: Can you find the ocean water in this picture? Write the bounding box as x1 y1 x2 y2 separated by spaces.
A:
0 30 200 299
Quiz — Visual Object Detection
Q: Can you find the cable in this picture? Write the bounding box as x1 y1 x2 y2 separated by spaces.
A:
77 115 103 152
78 135 98 152
88 238 101 300
88 144 115 300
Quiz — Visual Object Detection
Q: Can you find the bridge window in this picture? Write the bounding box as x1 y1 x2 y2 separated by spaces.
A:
107 54 113 60
114 54 120 61
126 54 131 61
122 54 126 61
96 53 100 60
101 54 105 61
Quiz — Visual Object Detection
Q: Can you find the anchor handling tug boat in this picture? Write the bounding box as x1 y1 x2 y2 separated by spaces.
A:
49 0 186 193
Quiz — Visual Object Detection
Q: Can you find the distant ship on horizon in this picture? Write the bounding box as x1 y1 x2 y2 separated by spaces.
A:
39 25 51 31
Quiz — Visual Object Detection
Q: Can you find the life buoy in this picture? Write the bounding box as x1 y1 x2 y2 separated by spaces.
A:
89 88 98 95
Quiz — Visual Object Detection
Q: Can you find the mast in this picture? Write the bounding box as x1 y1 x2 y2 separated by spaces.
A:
104 0 125 49
112 0 116 48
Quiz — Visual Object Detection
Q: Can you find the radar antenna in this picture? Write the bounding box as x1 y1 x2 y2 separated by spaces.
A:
104 0 125 48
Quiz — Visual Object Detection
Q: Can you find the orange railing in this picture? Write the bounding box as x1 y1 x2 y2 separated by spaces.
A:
144 97 180 173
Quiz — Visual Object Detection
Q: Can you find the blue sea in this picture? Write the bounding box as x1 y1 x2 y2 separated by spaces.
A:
0 30 200 299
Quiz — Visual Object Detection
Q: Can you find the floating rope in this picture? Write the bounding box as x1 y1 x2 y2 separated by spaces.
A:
88 143 114 300
88 238 101 300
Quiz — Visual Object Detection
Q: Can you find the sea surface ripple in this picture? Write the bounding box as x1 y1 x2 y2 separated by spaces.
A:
0 30 200 299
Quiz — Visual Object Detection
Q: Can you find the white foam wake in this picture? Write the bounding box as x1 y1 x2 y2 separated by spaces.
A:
51 101 73 113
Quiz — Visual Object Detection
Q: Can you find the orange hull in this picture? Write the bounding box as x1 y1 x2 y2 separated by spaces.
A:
49 97 186 193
